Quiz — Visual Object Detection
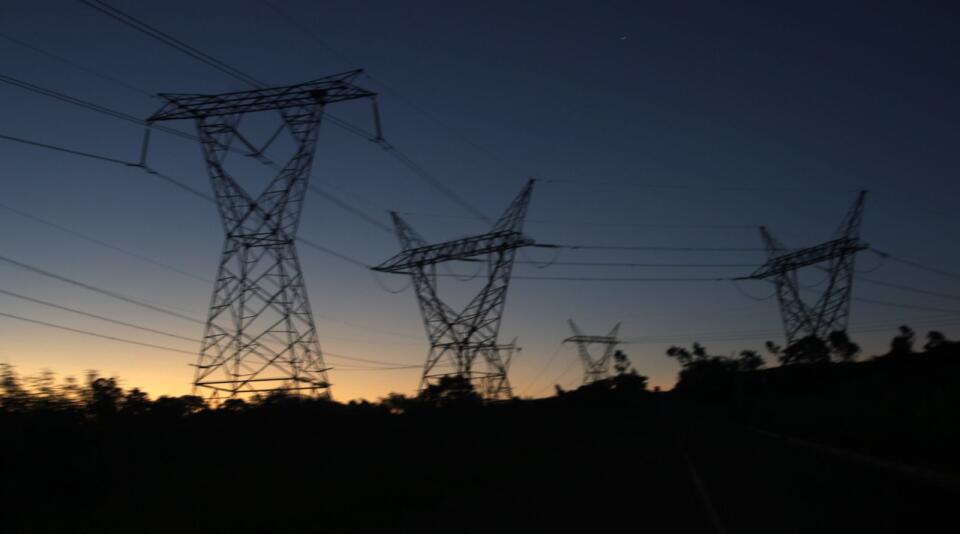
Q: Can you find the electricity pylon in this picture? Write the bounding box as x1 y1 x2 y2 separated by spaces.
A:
372 180 535 400
740 191 868 346
563 320 622 385
480 338 519 399
148 71 377 401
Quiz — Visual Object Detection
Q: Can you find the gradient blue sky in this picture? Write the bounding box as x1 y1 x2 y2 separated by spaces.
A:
0 0 958 400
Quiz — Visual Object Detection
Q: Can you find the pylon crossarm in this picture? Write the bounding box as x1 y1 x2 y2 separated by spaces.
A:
748 237 867 279
372 231 534 274
148 70 374 121
563 335 618 344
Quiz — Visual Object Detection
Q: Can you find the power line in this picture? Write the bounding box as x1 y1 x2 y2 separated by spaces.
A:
80 0 487 225
296 236 371 268
331 366 421 371
0 310 195 355
534 356 579 397
258 0 515 214
515 260 756 268
630 310 956 344
520 342 565 394
0 31 155 98
376 141 491 222
0 70 296 184
307 185 391 233
870 249 960 281
0 303 403 370
857 276 960 303
853 296 960 315
0 26 390 234
0 126 381 268
71 1 465 245
0 129 411 343
259 0 518 174
625 314 960 346
0 201 211 284
0 72 195 141
0 287 199 342
78 0 265 87
323 351 420 367
140 167 213 202
400 211 757 230
541 244 769 252
0 131 134 166
0 74 226 202
2 283 422 369
0 128 210 203
540 178 861 194
0 253 204 324
313 313 422 341
506 275 728 282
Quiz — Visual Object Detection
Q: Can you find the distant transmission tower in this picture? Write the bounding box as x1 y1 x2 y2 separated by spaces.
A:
148 72 377 400
563 320 622 385
372 180 535 400
740 191 868 346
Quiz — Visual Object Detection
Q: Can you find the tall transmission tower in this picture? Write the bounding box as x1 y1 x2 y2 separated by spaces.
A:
372 180 536 400
482 338 519 399
739 191 868 347
148 71 377 401
563 320 622 385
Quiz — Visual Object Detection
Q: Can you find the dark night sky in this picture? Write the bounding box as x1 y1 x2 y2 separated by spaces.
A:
0 0 958 400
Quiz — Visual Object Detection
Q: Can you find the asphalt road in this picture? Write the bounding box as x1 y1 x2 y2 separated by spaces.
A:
670 407 960 533
4 397 957 533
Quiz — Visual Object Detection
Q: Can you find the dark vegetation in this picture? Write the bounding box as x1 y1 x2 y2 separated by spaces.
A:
2 361 686 533
666 326 960 476
2 329 959 533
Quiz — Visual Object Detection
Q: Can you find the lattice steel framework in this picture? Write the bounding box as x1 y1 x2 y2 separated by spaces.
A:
563 320 622 385
148 71 377 400
373 180 535 399
742 191 868 346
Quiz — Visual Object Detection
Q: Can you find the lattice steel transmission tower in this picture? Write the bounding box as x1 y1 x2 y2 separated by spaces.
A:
563 320 622 385
739 191 868 346
148 72 377 400
372 180 535 400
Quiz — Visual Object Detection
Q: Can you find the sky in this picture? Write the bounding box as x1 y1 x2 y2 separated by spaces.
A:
0 0 959 401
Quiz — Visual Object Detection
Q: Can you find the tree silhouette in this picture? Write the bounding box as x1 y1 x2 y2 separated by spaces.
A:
890 325 915 357
379 392 411 414
778 335 830 365
0 363 29 411
925 330 948 351
123 387 151 416
86 375 124 418
612 349 637 376
418 375 481 407
827 330 861 362
737 350 765 371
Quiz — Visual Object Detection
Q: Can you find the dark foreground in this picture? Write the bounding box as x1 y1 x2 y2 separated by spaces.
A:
2 358 959 533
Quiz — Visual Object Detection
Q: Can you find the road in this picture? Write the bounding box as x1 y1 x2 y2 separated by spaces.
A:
668 404 960 533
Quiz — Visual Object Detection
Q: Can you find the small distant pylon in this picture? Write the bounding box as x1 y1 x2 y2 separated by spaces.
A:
372 180 536 400
563 320 622 385
739 191 868 346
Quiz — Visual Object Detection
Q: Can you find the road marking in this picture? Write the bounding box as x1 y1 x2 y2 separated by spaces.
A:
753 428 960 491
655 395 728 534
680 449 728 534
